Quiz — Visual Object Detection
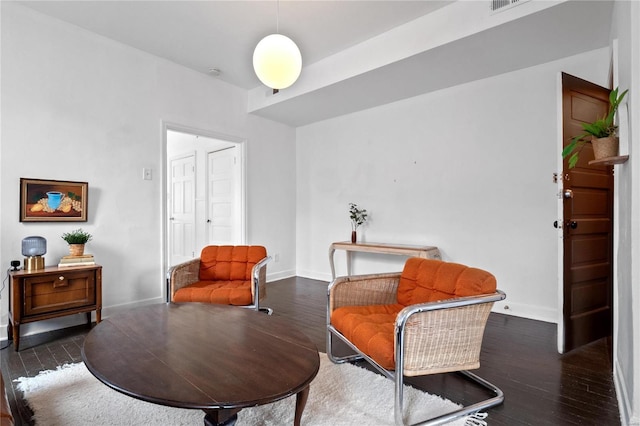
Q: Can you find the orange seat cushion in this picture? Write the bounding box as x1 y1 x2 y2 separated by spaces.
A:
174 245 267 306
331 304 404 370
173 280 252 305
331 258 497 370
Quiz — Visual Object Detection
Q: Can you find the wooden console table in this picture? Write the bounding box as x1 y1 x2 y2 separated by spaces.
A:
8 264 102 351
329 241 441 279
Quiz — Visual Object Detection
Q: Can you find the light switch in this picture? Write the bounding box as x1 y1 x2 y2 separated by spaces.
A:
143 168 152 180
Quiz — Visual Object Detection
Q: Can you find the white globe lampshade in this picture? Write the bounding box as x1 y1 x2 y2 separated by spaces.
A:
253 34 302 89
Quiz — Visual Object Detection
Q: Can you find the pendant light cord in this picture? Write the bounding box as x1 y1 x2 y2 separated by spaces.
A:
276 0 280 34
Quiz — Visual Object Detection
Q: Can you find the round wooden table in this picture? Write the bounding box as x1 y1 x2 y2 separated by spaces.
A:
82 303 320 425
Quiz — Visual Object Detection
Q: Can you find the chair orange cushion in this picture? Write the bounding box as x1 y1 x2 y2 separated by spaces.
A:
173 280 252 305
331 304 403 370
331 258 497 370
396 258 496 306
200 246 267 281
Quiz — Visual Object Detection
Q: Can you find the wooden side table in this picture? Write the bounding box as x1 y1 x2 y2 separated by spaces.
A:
8 264 102 351
329 241 441 279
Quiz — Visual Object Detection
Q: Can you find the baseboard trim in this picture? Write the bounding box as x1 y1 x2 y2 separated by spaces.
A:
296 269 332 283
101 297 165 318
614 359 640 425
267 269 296 282
491 300 557 324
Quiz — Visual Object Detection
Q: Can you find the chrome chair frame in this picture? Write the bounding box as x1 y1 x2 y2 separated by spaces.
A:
327 275 506 426
167 255 273 314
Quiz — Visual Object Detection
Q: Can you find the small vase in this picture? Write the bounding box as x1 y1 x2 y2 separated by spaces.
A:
351 231 357 243
69 244 85 256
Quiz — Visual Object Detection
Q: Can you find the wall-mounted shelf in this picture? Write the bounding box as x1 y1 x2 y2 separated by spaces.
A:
588 155 629 166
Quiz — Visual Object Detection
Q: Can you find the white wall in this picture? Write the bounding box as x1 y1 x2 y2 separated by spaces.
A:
296 48 610 323
0 3 296 339
611 1 640 424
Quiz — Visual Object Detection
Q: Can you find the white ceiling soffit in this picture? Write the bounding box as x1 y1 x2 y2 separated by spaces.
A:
249 0 614 127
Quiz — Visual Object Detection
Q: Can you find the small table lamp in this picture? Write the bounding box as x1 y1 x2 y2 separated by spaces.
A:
22 236 47 271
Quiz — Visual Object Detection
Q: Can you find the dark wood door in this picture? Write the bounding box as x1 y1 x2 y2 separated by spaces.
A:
561 73 613 353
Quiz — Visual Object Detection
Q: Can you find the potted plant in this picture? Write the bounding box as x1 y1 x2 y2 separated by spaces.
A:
562 87 628 168
61 228 92 256
349 203 368 243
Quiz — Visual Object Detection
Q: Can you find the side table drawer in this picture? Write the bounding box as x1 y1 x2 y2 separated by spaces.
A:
24 270 96 316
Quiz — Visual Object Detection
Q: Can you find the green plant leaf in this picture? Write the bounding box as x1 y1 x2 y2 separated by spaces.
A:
61 228 92 244
569 152 579 169
609 87 618 105
562 136 586 158
582 120 608 138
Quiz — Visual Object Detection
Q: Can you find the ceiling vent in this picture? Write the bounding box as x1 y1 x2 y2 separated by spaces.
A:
491 0 530 13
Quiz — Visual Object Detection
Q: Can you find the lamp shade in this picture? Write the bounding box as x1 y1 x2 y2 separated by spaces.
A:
22 236 47 256
253 34 302 89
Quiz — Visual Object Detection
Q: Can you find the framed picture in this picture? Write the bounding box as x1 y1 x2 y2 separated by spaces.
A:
20 178 88 222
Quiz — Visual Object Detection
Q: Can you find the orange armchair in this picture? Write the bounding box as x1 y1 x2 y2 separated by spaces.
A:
327 257 506 425
167 245 272 313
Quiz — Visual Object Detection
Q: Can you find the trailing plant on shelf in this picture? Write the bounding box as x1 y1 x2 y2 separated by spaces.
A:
562 87 628 168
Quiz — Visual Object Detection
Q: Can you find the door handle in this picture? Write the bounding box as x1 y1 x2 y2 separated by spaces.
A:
570 221 578 229
563 189 574 199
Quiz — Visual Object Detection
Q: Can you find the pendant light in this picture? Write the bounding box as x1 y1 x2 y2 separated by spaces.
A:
253 0 302 89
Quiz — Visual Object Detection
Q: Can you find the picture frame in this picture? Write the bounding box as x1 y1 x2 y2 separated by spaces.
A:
20 178 88 222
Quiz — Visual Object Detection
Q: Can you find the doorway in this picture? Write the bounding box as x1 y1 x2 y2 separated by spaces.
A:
558 73 614 353
165 127 246 269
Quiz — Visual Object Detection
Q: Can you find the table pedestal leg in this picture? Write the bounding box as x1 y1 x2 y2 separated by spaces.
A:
203 408 240 426
294 385 310 426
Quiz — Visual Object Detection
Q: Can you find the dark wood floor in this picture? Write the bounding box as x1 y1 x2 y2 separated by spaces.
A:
1 276 620 425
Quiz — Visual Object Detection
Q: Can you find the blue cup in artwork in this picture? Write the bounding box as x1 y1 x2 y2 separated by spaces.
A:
46 191 63 210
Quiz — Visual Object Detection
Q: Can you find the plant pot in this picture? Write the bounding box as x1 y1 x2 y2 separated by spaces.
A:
351 231 357 243
69 244 85 256
592 136 619 160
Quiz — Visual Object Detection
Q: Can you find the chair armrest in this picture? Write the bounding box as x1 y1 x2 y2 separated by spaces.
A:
251 256 271 302
167 258 201 301
328 272 401 313
396 290 506 377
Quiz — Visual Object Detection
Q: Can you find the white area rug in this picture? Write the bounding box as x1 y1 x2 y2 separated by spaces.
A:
16 354 481 425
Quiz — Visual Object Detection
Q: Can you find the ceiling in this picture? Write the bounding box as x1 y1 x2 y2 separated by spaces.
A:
20 1 453 89
18 0 614 127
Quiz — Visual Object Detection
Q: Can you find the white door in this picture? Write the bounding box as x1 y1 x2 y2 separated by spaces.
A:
169 154 196 266
207 147 241 244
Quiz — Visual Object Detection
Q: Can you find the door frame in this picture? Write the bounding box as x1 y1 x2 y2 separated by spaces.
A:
162 122 247 301
556 72 565 353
